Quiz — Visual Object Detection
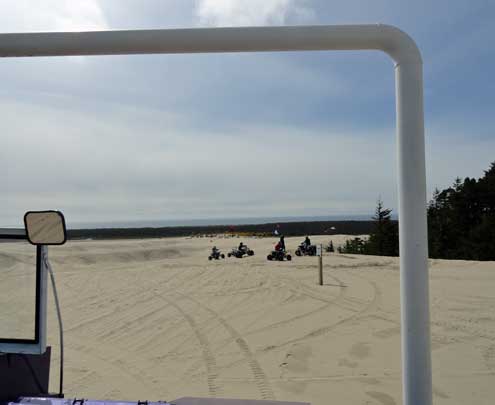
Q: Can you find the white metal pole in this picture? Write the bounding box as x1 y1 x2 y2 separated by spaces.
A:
0 24 431 405
396 61 432 405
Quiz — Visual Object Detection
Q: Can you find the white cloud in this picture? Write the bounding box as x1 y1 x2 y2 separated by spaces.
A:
3 93 494 228
0 0 107 32
1 0 492 229
425 124 495 199
0 97 396 226
195 0 315 27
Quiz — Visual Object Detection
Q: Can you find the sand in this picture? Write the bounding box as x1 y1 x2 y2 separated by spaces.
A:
1 235 495 405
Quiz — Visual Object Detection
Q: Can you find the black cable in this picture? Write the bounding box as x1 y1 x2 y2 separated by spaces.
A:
45 253 64 398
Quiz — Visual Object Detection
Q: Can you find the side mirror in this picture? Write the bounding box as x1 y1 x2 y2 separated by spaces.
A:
24 211 67 246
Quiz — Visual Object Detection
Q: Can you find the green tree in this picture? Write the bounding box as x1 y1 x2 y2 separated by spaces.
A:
339 237 366 254
364 198 399 256
427 161 495 260
338 199 398 256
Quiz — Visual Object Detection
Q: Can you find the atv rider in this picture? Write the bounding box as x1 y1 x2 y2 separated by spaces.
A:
303 236 311 248
239 241 245 252
275 236 286 252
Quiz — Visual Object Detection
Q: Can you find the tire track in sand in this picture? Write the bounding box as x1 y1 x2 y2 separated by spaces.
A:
241 272 350 337
161 290 258 363
172 291 276 401
143 286 222 397
200 270 382 376
212 269 384 380
264 275 383 351
68 339 157 393
148 265 257 360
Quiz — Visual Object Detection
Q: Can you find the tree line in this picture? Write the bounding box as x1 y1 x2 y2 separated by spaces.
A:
340 161 495 261
68 220 375 240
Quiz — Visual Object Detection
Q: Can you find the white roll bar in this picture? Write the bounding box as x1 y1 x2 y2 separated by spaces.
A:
0 24 431 405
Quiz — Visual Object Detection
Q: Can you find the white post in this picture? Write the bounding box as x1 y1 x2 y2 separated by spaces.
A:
0 24 431 405
396 61 432 405
318 244 323 286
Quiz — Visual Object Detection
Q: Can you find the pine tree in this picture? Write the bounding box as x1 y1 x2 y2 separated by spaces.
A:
427 161 495 260
365 198 399 256
340 237 366 254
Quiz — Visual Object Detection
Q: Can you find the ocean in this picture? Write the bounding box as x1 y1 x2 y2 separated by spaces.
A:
66 214 377 230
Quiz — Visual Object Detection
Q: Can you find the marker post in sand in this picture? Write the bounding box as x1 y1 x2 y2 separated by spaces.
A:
317 244 323 286
0 24 432 405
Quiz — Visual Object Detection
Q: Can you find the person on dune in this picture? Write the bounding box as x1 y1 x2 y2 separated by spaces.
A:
275 236 286 252
303 236 311 248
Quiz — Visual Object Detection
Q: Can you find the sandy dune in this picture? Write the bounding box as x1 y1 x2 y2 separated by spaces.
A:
1 235 495 404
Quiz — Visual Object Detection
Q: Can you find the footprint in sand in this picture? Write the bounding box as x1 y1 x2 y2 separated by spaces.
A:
373 326 400 339
349 342 371 359
280 343 312 373
338 358 358 368
279 344 312 394
366 391 397 405
433 385 450 399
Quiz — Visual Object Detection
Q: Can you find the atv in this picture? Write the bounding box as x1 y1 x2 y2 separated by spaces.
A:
209 248 225 260
267 249 292 261
228 244 254 258
295 243 317 256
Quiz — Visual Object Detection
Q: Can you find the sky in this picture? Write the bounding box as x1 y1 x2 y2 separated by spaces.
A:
1 0 494 227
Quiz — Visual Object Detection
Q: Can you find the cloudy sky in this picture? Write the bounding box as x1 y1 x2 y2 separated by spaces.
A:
1 0 494 227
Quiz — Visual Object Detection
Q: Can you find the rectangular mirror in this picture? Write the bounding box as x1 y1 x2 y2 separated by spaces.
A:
24 211 67 246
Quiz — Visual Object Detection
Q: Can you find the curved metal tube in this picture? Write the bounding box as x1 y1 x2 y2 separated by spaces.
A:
0 24 421 64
